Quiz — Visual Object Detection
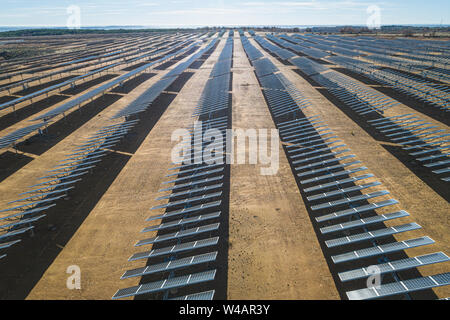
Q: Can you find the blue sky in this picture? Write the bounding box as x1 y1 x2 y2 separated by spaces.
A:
0 0 449 27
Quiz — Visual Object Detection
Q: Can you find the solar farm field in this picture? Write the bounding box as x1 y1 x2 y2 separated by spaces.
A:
0 30 449 301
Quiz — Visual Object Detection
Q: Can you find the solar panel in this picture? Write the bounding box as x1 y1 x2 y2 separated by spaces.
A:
300 166 367 185
0 204 55 222
307 181 381 201
0 226 34 241
147 200 222 222
0 122 48 150
311 190 389 210
156 183 223 201
326 222 421 248
158 176 224 192
282 127 330 141
169 290 215 300
316 198 399 223
112 269 216 299
290 56 329 76
279 121 324 135
346 272 450 300
0 239 21 250
320 210 410 234
0 195 64 214
151 192 222 210
424 159 450 168
339 252 450 282
9 187 73 203
295 154 353 172
292 148 350 166
163 168 224 184
129 237 219 262
252 58 279 77
298 160 362 179
278 116 320 128
39 167 94 181
121 252 218 279
135 223 220 246
0 214 45 230
142 211 221 233
332 236 435 264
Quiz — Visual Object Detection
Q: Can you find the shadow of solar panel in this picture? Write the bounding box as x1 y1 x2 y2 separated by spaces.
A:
121 252 218 279
112 269 217 299
129 237 219 262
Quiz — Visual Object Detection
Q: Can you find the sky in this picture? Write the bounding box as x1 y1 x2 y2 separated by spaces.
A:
0 0 449 27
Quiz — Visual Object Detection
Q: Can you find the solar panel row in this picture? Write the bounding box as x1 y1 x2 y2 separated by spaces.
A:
240 33 449 300
113 36 234 300
0 119 138 258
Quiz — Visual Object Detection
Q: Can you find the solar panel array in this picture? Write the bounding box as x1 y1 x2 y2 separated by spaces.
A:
0 119 138 259
0 37 194 113
327 55 450 111
0 34 167 95
0 36 205 151
268 34 329 59
254 35 296 61
287 56 401 115
368 114 450 182
289 33 450 83
0 122 49 150
255 36 449 182
113 37 234 300
112 39 219 119
0 33 215 259
240 34 450 300
35 41 201 121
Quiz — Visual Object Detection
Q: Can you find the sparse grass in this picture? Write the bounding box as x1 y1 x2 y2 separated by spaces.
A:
0 46 54 60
